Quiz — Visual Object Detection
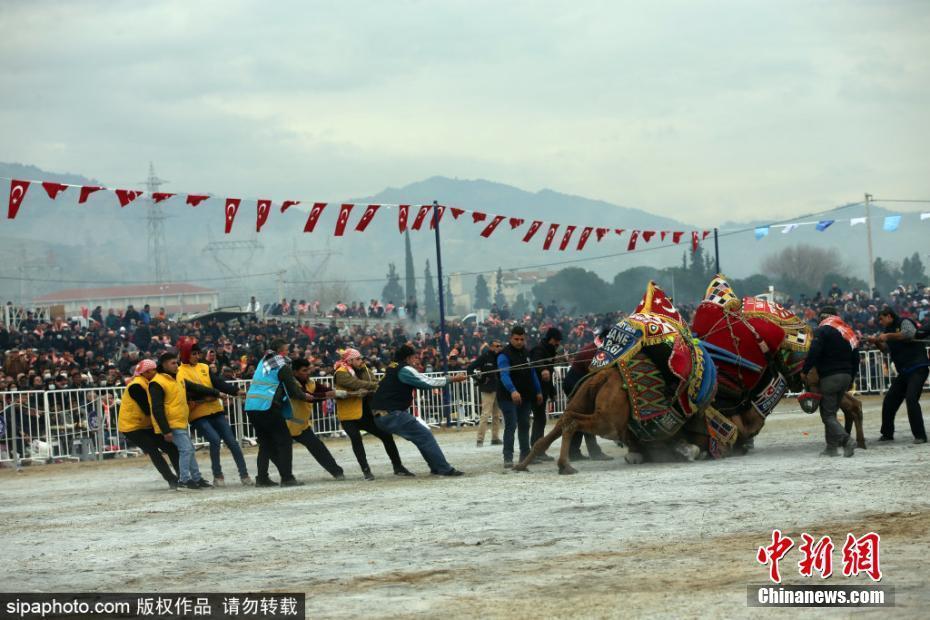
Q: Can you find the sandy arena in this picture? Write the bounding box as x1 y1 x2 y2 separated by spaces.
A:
2 395 929 619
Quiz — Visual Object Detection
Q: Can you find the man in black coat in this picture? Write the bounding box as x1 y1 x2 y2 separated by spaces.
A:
467 340 503 447
529 328 562 462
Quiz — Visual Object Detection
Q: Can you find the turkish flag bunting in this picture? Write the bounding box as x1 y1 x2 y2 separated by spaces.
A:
397 204 410 232
627 230 640 251
355 204 381 231
615 228 625 238
7 179 30 219
411 205 431 230
429 205 445 229
543 223 559 250
304 202 327 232
522 220 543 242
42 182 68 200
78 186 103 204
186 194 209 207
703 230 711 240
559 225 577 251
334 203 354 236
115 189 142 208
280 200 300 213
479 215 506 238
595 227 610 242
449 207 465 219
256 199 272 232
691 231 699 253
660 231 668 241
577 226 594 250
224 198 241 234
152 192 174 203
642 230 656 243
509 217 524 229
471 211 487 224
673 231 684 244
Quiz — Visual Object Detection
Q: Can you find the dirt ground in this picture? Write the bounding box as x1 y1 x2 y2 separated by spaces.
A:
2 395 929 619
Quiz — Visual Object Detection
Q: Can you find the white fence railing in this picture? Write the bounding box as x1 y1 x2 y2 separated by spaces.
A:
2 350 928 467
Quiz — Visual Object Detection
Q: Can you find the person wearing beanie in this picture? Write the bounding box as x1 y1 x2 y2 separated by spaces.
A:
117 359 180 488
333 347 413 480
801 306 859 457
369 344 467 476
528 327 562 462
149 351 210 490
176 337 252 487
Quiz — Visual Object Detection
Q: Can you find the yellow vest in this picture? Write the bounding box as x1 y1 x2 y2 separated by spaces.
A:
177 362 222 421
334 368 365 421
286 379 316 437
117 376 152 433
149 372 189 433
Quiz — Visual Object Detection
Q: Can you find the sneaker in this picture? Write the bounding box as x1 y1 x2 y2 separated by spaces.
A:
196 479 213 489
240 476 255 486
176 481 201 491
167 480 179 490
255 476 279 487
914 438 927 445
491 439 503 446
843 440 855 458
212 476 226 488
363 470 375 481
877 435 894 442
281 478 305 487
503 461 514 469
819 446 839 457
332 473 346 480
476 440 484 448
394 467 416 477
438 468 464 477
589 453 615 461
569 453 588 461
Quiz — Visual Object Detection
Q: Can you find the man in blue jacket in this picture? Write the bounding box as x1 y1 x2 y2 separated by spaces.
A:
496 325 543 468
370 345 467 476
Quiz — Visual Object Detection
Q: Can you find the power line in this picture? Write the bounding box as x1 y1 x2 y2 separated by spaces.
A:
871 198 930 204
0 272 281 285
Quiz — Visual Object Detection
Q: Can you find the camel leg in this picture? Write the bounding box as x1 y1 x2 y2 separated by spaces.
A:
514 417 565 471
841 393 866 449
556 419 579 475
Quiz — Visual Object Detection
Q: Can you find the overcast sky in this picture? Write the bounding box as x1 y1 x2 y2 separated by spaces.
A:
2 0 928 226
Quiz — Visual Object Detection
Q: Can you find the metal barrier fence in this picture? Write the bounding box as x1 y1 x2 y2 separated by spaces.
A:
2 349 928 468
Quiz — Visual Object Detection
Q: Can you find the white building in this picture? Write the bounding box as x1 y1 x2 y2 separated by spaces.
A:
34 283 219 316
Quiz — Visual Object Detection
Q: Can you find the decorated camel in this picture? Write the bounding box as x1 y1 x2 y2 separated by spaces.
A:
515 276 864 474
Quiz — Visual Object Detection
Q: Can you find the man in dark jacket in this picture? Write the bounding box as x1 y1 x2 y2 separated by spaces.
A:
801 306 859 457
529 328 561 461
563 329 612 462
497 325 542 467
870 307 929 444
467 340 503 447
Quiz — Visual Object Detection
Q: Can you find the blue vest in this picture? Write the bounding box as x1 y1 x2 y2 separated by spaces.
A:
245 361 292 418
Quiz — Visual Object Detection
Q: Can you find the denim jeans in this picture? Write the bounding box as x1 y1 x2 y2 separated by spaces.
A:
374 410 453 474
498 398 531 463
170 428 202 484
191 414 249 478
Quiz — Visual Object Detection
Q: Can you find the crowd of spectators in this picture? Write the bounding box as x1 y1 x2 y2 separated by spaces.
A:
2 282 928 394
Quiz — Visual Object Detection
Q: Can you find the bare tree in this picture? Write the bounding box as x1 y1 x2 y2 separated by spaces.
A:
761 244 844 290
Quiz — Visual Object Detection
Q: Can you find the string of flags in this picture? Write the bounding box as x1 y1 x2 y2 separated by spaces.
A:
753 212 929 240
3 177 711 253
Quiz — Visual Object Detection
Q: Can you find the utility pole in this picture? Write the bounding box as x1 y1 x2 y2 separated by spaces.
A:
432 201 451 427
864 193 876 295
141 163 169 284
713 227 720 275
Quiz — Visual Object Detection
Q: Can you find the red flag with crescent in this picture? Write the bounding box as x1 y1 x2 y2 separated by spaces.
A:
78 186 102 204
577 226 593 250
186 194 208 207
543 223 559 250
42 182 68 200
615 228 625 238
411 205 431 230
522 220 543 242
479 215 506 238
429 205 446 229
449 207 465 219
703 230 711 240
397 204 409 232
355 204 381 231
673 231 684 244
509 217 524 229
595 227 609 242
635 281 683 326
224 198 241 234
7 179 29 219
642 230 656 243
280 200 300 213
256 199 271 232
692 231 700 253
471 211 487 224
627 230 640 251
152 192 174 203
661 231 668 241
115 189 142 208
304 202 327 232
334 203 354 236
559 225 577 251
